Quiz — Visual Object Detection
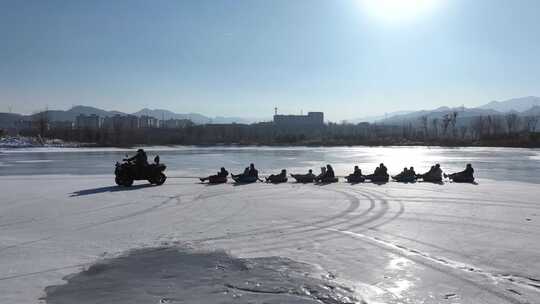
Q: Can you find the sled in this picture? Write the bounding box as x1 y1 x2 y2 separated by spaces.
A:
208 176 228 184
232 175 258 184
291 174 315 183
345 175 365 183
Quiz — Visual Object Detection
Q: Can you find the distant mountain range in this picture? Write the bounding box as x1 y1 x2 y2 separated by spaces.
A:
1 96 539 129
372 96 540 125
349 111 414 123
478 96 540 113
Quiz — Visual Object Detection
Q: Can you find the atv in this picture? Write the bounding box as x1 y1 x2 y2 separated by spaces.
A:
115 158 167 187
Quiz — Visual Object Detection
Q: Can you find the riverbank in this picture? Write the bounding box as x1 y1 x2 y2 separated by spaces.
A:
3 135 540 149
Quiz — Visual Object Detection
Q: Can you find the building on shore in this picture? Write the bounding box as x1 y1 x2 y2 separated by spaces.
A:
160 118 194 129
75 114 100 130
273 112 324 127
138 115 159 129
49 121 73 130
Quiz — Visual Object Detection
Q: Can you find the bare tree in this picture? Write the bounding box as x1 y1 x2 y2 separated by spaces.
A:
431 118 439 138
505 113 519 134
526 116 539 132
33 107 49 140
419 115 428 139
470 116 484 140
449 112 458 138
459 126 468 139
442 114 451 137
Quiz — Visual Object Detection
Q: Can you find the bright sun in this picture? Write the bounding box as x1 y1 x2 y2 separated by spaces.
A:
360 0 442 24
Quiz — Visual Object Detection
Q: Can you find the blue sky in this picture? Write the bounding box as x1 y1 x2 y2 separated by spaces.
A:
1 0 539 120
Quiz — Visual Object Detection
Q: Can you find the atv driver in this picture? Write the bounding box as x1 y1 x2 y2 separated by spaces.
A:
125 149 148 174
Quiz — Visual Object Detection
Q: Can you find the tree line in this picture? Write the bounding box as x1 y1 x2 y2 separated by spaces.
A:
10 111 540 147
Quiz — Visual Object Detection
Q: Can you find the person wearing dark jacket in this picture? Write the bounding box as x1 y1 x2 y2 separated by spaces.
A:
200 167 229 182
291 169 316 183
247 163 259 178
266 169 287 183
346 166 365 183
232 163 259 180
325 165 335 178
126 149 148 166
366 163 388 179
445 164 475 182
418 164 443 182
125 149 148 175
316 164 336 182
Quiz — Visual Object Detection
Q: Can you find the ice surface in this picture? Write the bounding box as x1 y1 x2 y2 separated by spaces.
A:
0 173 539 303
1 147 540 303
1 146 540 183
43 247 362 304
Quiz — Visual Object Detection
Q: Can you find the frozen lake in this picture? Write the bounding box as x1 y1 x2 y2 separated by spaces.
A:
1 146 540 303
1 146 540 183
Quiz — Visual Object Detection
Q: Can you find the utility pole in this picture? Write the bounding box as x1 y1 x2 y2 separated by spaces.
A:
274 107 278 115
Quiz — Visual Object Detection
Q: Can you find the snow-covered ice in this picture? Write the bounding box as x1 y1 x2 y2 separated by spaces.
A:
0 147 539 303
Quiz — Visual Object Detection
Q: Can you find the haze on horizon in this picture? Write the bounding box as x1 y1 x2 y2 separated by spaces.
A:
1 0 539 121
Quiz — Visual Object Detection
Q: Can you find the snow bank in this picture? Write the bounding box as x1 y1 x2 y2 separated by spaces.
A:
0 136 81 149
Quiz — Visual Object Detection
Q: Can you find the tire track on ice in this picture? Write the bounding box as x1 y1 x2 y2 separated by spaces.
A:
189 185 365 243
237 187 393 254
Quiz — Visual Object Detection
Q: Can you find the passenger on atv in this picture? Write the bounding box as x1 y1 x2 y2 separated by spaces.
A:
365 163 389 182
200 167 229 184
266 169 288 184
115 149 167 186
231 163 259 183
445 164 475 183
291 169 316 183
316 164 338 183
346 166 365 183
417 163 443 183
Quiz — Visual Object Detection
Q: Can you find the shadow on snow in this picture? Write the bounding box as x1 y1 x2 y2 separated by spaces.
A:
70 184 156 197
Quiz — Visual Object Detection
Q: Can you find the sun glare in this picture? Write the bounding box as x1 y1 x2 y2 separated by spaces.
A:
360 0 441 24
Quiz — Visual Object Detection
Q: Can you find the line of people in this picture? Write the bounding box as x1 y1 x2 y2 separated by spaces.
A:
199 163 475 184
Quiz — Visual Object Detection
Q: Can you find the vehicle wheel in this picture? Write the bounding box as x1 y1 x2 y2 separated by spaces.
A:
123 178 134 187
153 173 166 185
115 177 122 186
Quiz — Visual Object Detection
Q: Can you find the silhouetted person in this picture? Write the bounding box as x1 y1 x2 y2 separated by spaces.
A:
291 169 316 183
247 163 259 178
125 149 148 174
316 166 327 181
233 164 258 179
418 163 442 182
200 167 229 182
346 165 365 182
325 164 335 178
408 166 416 177
394 167 409 180
445 164 475 182
266 169 287 183
367 163 387 178
365 163 389 182
347 166 362 178
316 164 335 182
379 163 388 176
